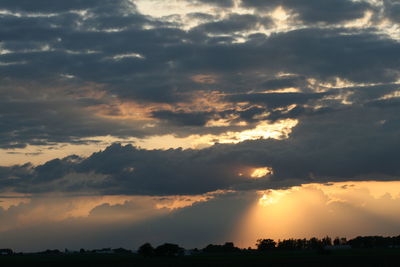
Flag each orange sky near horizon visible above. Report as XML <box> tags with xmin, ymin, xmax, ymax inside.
<box><xmin>233</xmin><ymin>181</ymin><xmax>400</xmax><ymax>248</ymax></box>
<box><xmin>1</xmin><ymin>180</ymin><xmax>400</xmax><ymax>250</ymax></box>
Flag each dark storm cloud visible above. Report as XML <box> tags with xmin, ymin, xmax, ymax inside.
<box><xmin>2</xmin><ymin>97</ymin><xmax>400</xmax><ymax>196</ymax></box>
<box><xmin>241</xmin><ymin>0</ymin><xmax>373</xmax><ymax>24</ymax></box>
<box><xmin>1</xmin><ymin>4</ymin><xmax>398</xmax><ymax>87</ymax></box>
<box><xmin>261</xmin><ymin>76</ymin><xmax>309</xmax><ymax>91</ymax></box>
<box><xmin>222</xmin><ymin>90</ymin><xmax>339</xmax><ymax>122</ymax></box>
<box><xmin>226</xmin><ymin>92</ymin><xmax>327</xmax><ymax>108</ymax></box>
<box><xmin>234</xmin><ymin>106</ymin><xmax>265</xmax><ymax>122</ymax></box>
<box><xmin>0</xmin><ymin>95</ymin><xmax>146</xmax><ymax>149</ymax></box>
<box><xmin>0</xmin><ymin>0</ymin><xmax>400</xmax><ymax>151</ymax></box>
<box><xmin>151</xmin><ymin>110</ymin><xmax>214</xmax><ymax>126</ymax></box>
<box><xmin>0</xmin><ymin>144</ymin><xmax>239</xmax><ymax>195</ymax></box>
<box><xmin>2</xmin><ymin>1</ymin><xmax>397</xmax><ymax>90</ymax></box>
<box><xmin>384</xmin><ymin>0</ymin><xmax>400</xmax><ymax>23</ymax></box>
<box><xmin>180</xmin><ymin>28</ymin><xmax>400</xmax><ymax>83</ymax></box>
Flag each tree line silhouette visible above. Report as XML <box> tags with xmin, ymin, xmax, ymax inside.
<box><xmin>2</xmin><ymin>235</ymin><xmax>400</xmax><ymax>256</ymax></box>
<box><xmin>135</xmin><ymin>235</ymin><xmax>400</xmax><ymax>257</ymax></box>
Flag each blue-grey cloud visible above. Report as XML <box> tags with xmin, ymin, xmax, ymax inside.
<box><xmin>241</xmin><ymin>0</ymin><xmax>373</xmax><ymax>24</ymax></box>
<box><xmin>2</xmin><ymin>98</ymin><xmax>400</xmax><ymax>196</ymax></box>
<box><xmin>191</xmin><ymin>14</ymin><xmax>273</xmax><ymax>34</ymax></box>
<box><xmin>0</xmin><ymin>0</ymin><xmax>399</xmax><ymax>180</ymax></box>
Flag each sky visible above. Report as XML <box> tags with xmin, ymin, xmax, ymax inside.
<box><xmin>1</xmin><ymin>0</ymin><xmax>400</xmax><ymax>252</ymax></box>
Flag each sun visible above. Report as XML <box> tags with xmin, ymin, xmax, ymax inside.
<box><xmin>258</xmin><ymin>194</ymin><xmax>274</xmax><ymax>207</ymax></box>
<box><xmin>258</xmin><ymin>190</ymin><xmax>288</xmax><ymax>207</ymax></box>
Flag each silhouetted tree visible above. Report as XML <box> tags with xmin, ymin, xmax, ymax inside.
<box><xmin>222</xmin><ymin>242</ymin><xmax>240</xmax><ymax>252</ymax></box>
<box><xmin>138</xmin><ymin>243</ymin><xmax>154</xmax><ymax>257</ymax></box>
<box><xmin>295</xmin><ymin>239</ymin><xmax>307</xmax><ymax>250</ymax></box>
<box><xmin>155</xmin><ymin>243</ymin><xmax>184</xmax><ymax>257</ymax></box>
<box><xmin>256</xmin><ymin>239</ymin><xmax>276</xmax><ymax>251</ymax></box>
<box><xmin>348</xmin><ymin>236</ymin><xmax>391</xmax><ymax>248</ymax></box>
<box><xmin>308</xmin><ymin>237</ymin><xmax>323</xmax><ymax>250</ymax></box>
<box><xmin>333</xmin><ymin>237</ymin><xmax>347</xmax><ymax>246</ymax></box>
<box><xmin>277</xmin><ymin>239</ymin><xmax>297</xmax><ymax>250</ymax></box>
<box><xmin>203</xmin><ymin>242</ymin><xmax>240</xmax><ymax>253</ymax></box>
<box><xmin>321</xmin><ymin>236</ymin><xmax>332</xmax><ymax>246</ymax></box>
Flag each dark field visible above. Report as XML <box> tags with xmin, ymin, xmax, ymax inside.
<box><xmin>2</xmin><ymin>249</ymin><xmax>400</xmax><ymax>267</ymax></box>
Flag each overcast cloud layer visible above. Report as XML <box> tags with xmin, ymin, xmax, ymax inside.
<box><xmin>1</xmin><ymin>0</ymin><xmax>400</xmax><ymax>196</ymax></box>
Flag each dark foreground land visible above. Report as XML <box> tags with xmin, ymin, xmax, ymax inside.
<box><xmin>2</xmin><ymin>249</ymin><xmax>400</xmax><ymax>267</ymax></box>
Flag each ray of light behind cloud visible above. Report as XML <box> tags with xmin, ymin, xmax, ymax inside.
<box><xmin>234</xmin><ymin>181</ymin><xmax>400</xmax><ymax>248</ymax></box>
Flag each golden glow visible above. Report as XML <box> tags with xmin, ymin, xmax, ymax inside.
<box><xmin>205</xmin><ymin>118</ymin><xmax>233</xmax><ymax>127</ymax></box>
<box><xmin>214</xmin><ymin>119</ymin><xmax>298</xmax><ymax>144</ymax></box>
<box><xmin>135</xmin><ymin>0</ymin><xmax>212</xmax><ymax>18</ymax></box>
<box><xmin>155</xmin><ymin>190</ymin><xmax>231</xmax><ymax>209</ymax></box>
<box><xmin>258</xmin><ymin>193</ymin><xmax>277</xmax><ymax>206</ymax></box>
<box><xmin>344</xmin><ymin>10</ymin><xmax>373</xmax><ymax>28</ymax></box>
<box><xmin>0</xmin><ymin>194</ymin><xmax>31</xmax><ymax>210</ymax></box>
<box><xmin>271</xmin><ymin>6</ymin><xmax>289</xmax><ymax>22</ymax></box>
<box><xmin>191</xmin><ymin>74</ymin><xmax>218</xmax><ymax>84</ymax></box>
<box><xmin>0</xmin><ymin>86</ymin><xmax>300</xmax><ymax>166</ymax></box>
<box><xmin>93</xmin><ymin>90</ymin><xmax>247</xmax><ymax>121</ymax></box>
<box><xmin>322</xmin><ymin>91</ymin><xmax>354</xmax><ymax>105</ymax></box>
<box><xmin>234</xmin><ymin>181</ymin><xmax>400</xmax><ymax>248</ymax></box>
<box><xmin>258</xmin><ymin>194</ymin><xmax>269</xmax><ymax>206</ymax></box>
<box><xmin>261</xmin><ymin>87</ymin><xmax>301</xmax><ymax>93</ymax></box>
<box><xmin>258</xmin><ymin>190</ymin><xmax>287</xmax><ymax>206</ymax></box>
<box><xmin>307</xmin><ymin>77</ymin><xmax>392</xmax><ymax>92</ymax></box>
<box><xmin>250</xmin><ymin>167</ymin><xmax>273</xmax><ymax>178</ymax></box>
<box><xmin>138</xmin><ymin>118</ymin><xmax>297</xmax><ymax>149</ymax></box>
<box><xmin>88</xmin><ymin>99</ymin><xmax>167</xmax><ymax>120</ymax></box>
<box><xmin>205</xmin><ymin>113</ymin><xmax>241</xmax><ymax>127</ymax></box>
<box><xmin>0</xmin><ymin>118</ymin><xmax>298</xmax><ymax>166</ymax></box>
<box><xmin>379</xmin><ymin>90</ymin><xmax>400</xmax><ymax>100</ymax></box>
<box><xmin>0</xmin><ymin>192</ymin><xmax>226</xmax><ymax>232</ymax></box>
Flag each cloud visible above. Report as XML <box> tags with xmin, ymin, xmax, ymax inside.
<box><xmin>151</xmin><ymin>110</ymin><xmax>214</xmax><ymax>126</ymax></box>
<box><xmin>241</xmin><ymin>0</ymin><xmax>373</xmax><ymax>24</ymax></box>
<box><xmin>190</xmin><ymin>0</ymin><xmax>235</xmax><ymax>8</ymax></box>
<box><xmin>0</xmin><ymin>0</ymin><xmax>138</xmax><ymax>13</ymax></box>
<box><xmin>1</xmin><ymin>0</ymin><xmax>400</xmax><ymax>253</ymax></box>
<box><xmin>1</xmin><ymin>0</ymin><xmax>400</xmax><ymax>149</ymax></box>
<box><xmin>384</xmin><ymin>0</ymin><xmax>400</xmax><ymax>23</ymax></box>
<box><xmin>2</xmin><ymin>98</ymin><xmax>400</xmax><ymax>196</ymax></box>
<box><xmin>2</xmin><ymin>182</ymin><xmax>400</xmax><ymax>251</ymax></box>
<box><xmin>191</xmin><ymin>14</ymin><xmax>273</xmax><ymax>34</ymax></box>
<box><xmin>226</xmin><ymin>92</ymin><xmax>327</xmax><ymax>108</ymax></box>
<box><xmin>0</xmin><ymin>191</ymin><xmax>251</xmax><ymax>251</ymax></box>
<box><xmin>0</xmin><ymin>0</ymin><xmax>399</xmax><ymax>193</ymax></box>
